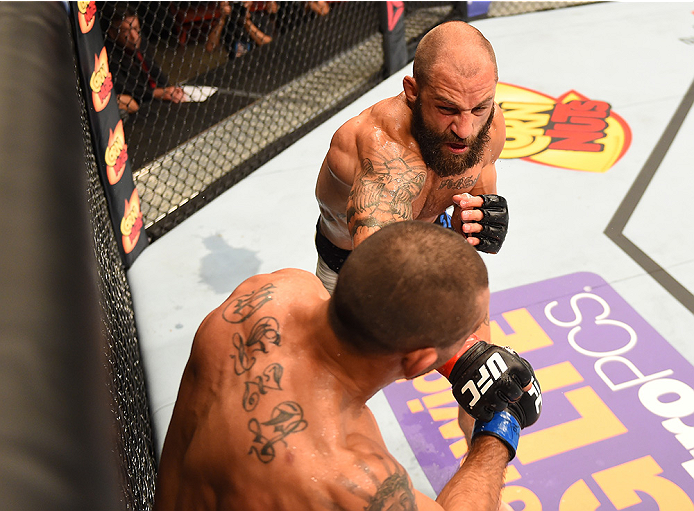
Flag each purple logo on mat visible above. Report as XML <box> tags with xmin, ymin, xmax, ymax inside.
<box><xmin>382</xmin><ymin>272</ymin><xmax>694</xmax><ymax>509</ymax></box>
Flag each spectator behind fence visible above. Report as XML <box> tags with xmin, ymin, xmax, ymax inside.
<box><xmin>275</xmin><ymin>1</ymin><xmax>330</xmax><ymax>36</ymax></box>
<box><xmin>205</xmin><ymin>1</ymin><xmax>278</xmax><ymax>58</ymax></box>
<box><xmin>105</xmin><ymin>6</ymin><xmax>185</xmax><ymax>114</ymax></box>
<box><xmin>305</xmin><ymin>1</ymin><xmax>330</xmax><ymax>17</ymax></box>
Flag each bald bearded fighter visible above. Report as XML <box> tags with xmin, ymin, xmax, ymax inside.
<box><xmin>315</xmin><ymin>20</ymin><xmax>508</xmax><ymax>294</ymax></box>
<box><xmin>314</xmin><ymin>19</ymin><xmax>509</xmax><ymax>467</ymax></box>
<box><xmin>154</xmin><ymin>222</ymin><xmax>541</xmax><ymax>511</ymax></box>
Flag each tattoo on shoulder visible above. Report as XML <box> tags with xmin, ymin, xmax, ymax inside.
<box><xmin>224</xmin><ymin>285</ymin><xmax>307</xmax><ymax>465</ymax></box>
<box><xmin>229</xmin><ymin>316</ymin><xmax>281</xmax><ymax>375</ymax></box>
<box><xmin>223</xmin><ymin>283</ymin><xmax>275</xmax><ymax>323</ymax></box>
<box><xmin>243</xmin><ymin>362</ymin><xmax>283</xmax><ymax>411</ymax></box>
<box><xmin>338</xmin><ymin>453</ymin><xmax>417</xmax><ymax>510</ymax></box>
<box><xmin>346</xmin><ymin>149</ymin><xmax>426</xmax><ymax>238</ymax></box>
<box><xmin>248</xmin><ymin>401</ymin><xmax>308</xmax><ymax>463</ymax></box>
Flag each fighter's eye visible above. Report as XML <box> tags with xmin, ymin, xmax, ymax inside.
<box><xmin>438</xmin><ymin>106</ymin><xmax>456</xmax><ymax>114</ymax></box>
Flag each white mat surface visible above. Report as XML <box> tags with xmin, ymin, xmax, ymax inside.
<box><xmin>128</xmin><ymin>1</ymin><xmax>694</xmax><ymax>499</ymax></box>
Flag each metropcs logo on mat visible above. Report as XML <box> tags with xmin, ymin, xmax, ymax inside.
<box><xmin>498</xmin><ymin>83</ymin><xmax>632</xmax><ymax>172</ymax></box>
<box><xmin>383</xmin><ymin>273</ymin><xmax>694</xmax><ymax>510</ymax></box>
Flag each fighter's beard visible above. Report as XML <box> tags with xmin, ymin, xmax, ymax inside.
<box><xmin>412</xmin><ymin>100</ymin><xmax>494</xmax><ymax>178</ymax></box>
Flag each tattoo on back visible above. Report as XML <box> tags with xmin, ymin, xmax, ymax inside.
<box><xmin>243</xmin><ymin>362</ymin><xmax>283</xmax><ymax>411</ymax></box>
<box><xmin>229</xmin><ymin>316</ymin><xmax>281</xmax><ymax>375</ymax></box>
<box><xmin>339</xmin><ymin>454</ymin><xmax>416</xmax><ymax>511</ymax></box>
<box><xmin>222</xmin><ymin>282</ymin><xmax>308</xmax><ymax>463</ymax></box>
<box><xmin>223</xmin><ymin>283</ymin><xmax>275</xmax><ymax>323</ymax></box>
<box><xmin>248</xmin><ymin>401</ymin><xmax>308</xmax><ymax>463</ymax></box>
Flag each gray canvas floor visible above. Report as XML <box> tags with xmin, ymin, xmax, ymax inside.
<box><xmin>128</xmin><ymin>2</ymin><xmax>694</xmax><ymax>505</ymax></box>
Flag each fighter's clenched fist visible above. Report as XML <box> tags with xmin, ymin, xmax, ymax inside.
<box><xmin>438</xmin><ymin>336</ymin><xmax>543</xmax><ymax>459</ymax></box>
<box><xmin>454</xmin><ymin>193</ymin><xmax>509</xmax><ymax>254</ymax></box>
<box><xmin>438</xmin><ymin>339</ymin><xmax>537</xmax><ymax>422</ymax></box>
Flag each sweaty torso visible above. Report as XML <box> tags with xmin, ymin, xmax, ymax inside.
<box><xmin>154</xmin><ymin>270</ymin><xmax>418</xmax><ymax>511</ymax></box>
<box><xmin>315</xmin><ymin>93</ymin><xmax>503</xmax><ymax>250</ymax></box>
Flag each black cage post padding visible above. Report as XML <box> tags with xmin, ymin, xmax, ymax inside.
<box><xmin>381</xmin><ymin>1</ymin><xmax>408</xmax><ymax>77</ymax></box>
<box><xmin>71</xmin><ymin>0</ymin><xmax>148</xmax><ymax>268</ymax></box>
<box><xmin>0</xmin><ymin>3</ymin><xmax>121</xmax><ymax>511</ymax></box>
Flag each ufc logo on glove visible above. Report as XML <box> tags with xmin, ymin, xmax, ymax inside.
<box><xmin>455</xmin><ymin>351</ymin><xmax>509</xmax><ymax>408</ymax></box>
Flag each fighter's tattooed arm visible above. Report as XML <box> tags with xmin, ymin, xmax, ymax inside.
<box><xmin>346</xmin><ymin>146</ymin><xmax>426</xmax><ymax>247</ymax></box>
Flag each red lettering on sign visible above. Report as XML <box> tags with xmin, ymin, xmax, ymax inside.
<box><xmin>387</xmin><ymin>2</ymin><xmax>404</xmax><ymax>32</ymax></box>
<box><xmin>545</xmin><ymin>100</ymin><xmax>611</xmax><ymax>152</ymax></box>
<box><xmin>546</xmin><ymin>130</ymin><xmax>604</xmax><ymax>152</ymax></box>
<box><xmin>552</xmin><ymin>118</ymin><xmax>608</xmax><ymax>132</ymax></box>
<box><xmin>85</xmin><ymin>2</ymin><xmax>96</xmax><ymax>23</ymax></box>
<box><xmin>98</xmin><ymin>75</ymin><xmax>113</xmax><ymax>102</ymax></box>
<box><xmin>114</xmin><ymin>147</ymin><xmax>128</xmax><ymax>176</ymax></box>
<box><xmin>552</xmin><ymin>101</ymin><xmax>610</xmax><ymax>122</ymax></box>
<box><xmin>129</xmin><ymin>214</ymin><xmax>143</xmax><ymax>243</ymax></box>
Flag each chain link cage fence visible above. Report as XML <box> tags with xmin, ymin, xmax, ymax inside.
<box><xmin>80</xmin><ymin>2</ymin><xmax>592</xmax><ymax>509</ymax></box>
<box><xmin>98</xmin><ymin>1</ymin><xmax>592</xmax><ymax>242</ymax></box>
<box><xmin>75</xmin><ymin>52</ymin><xmax>158</xmax><ymax>511</ymax></box>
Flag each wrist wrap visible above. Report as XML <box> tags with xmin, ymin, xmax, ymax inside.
<box><xmin>437</xmin><ymin>334</ymin><xmax>483</xmax><ymax>379</ymax></box>
<box><xmin>473</xmin><ymin>410</ymin><xmax>520</xmax><ymax>461</ymax></box>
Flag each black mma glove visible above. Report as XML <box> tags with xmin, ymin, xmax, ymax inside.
<box><xmin>471</xmin><ymin>194</ymin><xmax>508</xmax><ymax>254</ymax></box>
<box><xmin>438</xmin><ymin>341</ymin><xmax>533</xmax><ymax>423</ymax></box>
<box><xmin>472</xmin><ymin>363</ymin><xmax>542</xmax><ymax>460</ymax></box>
<box><xmin>507</xmin><ymin>365</ymin><xmax>542</xmax><ymax>429</ymax></box>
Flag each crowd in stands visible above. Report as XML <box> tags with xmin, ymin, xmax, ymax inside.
<box><xmin>102</xmin><ymin>2</ymin><xmax>331</xmax><ymax>115</ymax></box>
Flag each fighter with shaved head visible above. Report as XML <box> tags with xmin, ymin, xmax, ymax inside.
<box><xmin>315</xmin><ymin>21</ymin><xmax>508</xmax><ymax>288</ymax></box>
<box><xmin>314</xmin><ymin>19</ymin><xmax>510</xmax><ymax>451</ymax></box>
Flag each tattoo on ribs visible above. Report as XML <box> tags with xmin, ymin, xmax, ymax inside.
<box><xmin>222</xmin><ymin>283</ymin><xmax>275</xmax><ymax>323</ymax></box>
<box><xmin>248</xmin><ymin>401</ymin><xmax>308</xmax><ymax>463</ymax></box>
<box><xmin>229</xmin><ymin>316</ymin><xmax>281</xmax><ymax>375</ymax></box>
<box><xmin>347</xmin><ymin>154</ymin><xmax>425</xmax><ymax>238</ymax></box>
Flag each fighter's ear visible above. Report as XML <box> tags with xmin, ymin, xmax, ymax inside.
<box><xmin>401</xmin><ymin>346</ymin><xmax>438</xmax><ymax>379</ymax></box>
<box><xmin>403</xmin><ymin>75</ymin><xmax>418</xmax><ymax>104</ymax></box>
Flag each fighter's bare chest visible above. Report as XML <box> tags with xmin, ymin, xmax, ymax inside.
<box><xmin>413</xmin><ymin>171</ymin><xmax>481</xmax><ymax>219</ymax></box>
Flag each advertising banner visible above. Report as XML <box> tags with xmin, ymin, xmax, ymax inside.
<box><xmin>384</xmin><ymin>272</ymin><xmax>694</xmax><ymax>509</ymax></box>
<box><xmin>71</xmin><ymin>1</ymin><xmax>147</xmax><ymax>266</ymax></box>
<box><xmin>498</xmin><ymin>83</ymin><xmax>631</xmax><ymax>173</ymax></box>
